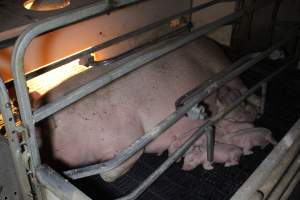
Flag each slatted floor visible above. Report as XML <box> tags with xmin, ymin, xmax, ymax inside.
<box><xmin>70</xmin><ymin>59</ymin><xmax>300</xmax><ymax>200</ymax></box>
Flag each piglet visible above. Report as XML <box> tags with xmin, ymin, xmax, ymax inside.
<box><xmin>182</xmin><ymin>142</ymin><xmax>243</xmax><ymax>171</ymax></box>
<box><xmin>216</xmin><ymin>86</ymin><xmax>259</xmax><ymax>123</ymax></box>
<box><xmin>220</xmin><ymin>127</ymin><xmax>277</xmax><ymax>155</ymax></box>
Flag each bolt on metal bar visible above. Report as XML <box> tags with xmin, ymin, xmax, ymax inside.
<box><xmin>36</xmin><ymin>165</ymin><xmax>91</xmax><ymax>200</ymax></box>
<box><xmin>33</xmin><ymin>10</ymin><xmax>246</xmax><ymax>123</ymax></box>
<box><xmin>116</xmin><ymin>58</ymin><xmax>296</xmax><ymax>200</ymax></box>
<box><xmin>28</xmin><ymin>0</ymin><xmax>231</xmax><ymax>76</ymax></box>
<box><xmin>63</xmin><ymin>36</ymin><xmax>290</xmax><ymax>180</ymax></box>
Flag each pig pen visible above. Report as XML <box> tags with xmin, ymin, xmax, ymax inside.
<box><xmin>0</xmin><ymin>1</ymin><xmax>300</xmax><ymax>200</ymax></box>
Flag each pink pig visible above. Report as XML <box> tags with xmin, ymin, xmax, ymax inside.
<box><xmin>182</xmin><ymin>142</ymin><xmax>243</xmax><ymax>171</ymax></box>
<box><xmin>220</xmin><ymin>127</ymin><xmax>277</xmax><ymax>155</ymax></box>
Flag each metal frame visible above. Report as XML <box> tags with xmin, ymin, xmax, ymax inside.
<box><xmin>10</xmin><ymin>1</ymin><xmax>241</xmax><ymax>198</ymax></box>
<box><xmin>3</xmin><ymin>0</ymin><xmax>297</xmax><ymax>199</ymax></box>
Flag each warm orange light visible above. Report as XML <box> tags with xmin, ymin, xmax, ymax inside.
<box><xmin>23</xmin><ymin>0</ymin><xmax>70</xmax><ymax>11</ymax></box>
<box><xmin>27</xmin><ymin>59</ymin><xmax>89</xmax><ymax>95</ymax></box>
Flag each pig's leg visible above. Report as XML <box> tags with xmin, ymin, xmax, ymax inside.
<box><xmin>266</xmin><ymin>132</ymin><xmax>277</xmax><ymax>145</ymax></box>
<box><xmin>100</xmin><ymin>149</ymin><xmax>144</xmax><ymax>182</ymax></box>
<box><xmin>168</xmin><ymin>137</ymin><xmax>184</xmax><ymax>163</ymax></box>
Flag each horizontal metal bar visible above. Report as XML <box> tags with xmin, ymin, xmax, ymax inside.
<box><xmin>63</xmin><ymin>36</ymin><xmax>290</xmax><ymax>180</ymax></box>
<box><xmin>36</xmin><ymin>165</ymin><xmax>91</xmax><ymax>200</ymax></box>
<box><xmin>33</xmin><ymin>10</ymin><xmax>245</xmax><ymax>123</ymax></box>
<box><xmin>116</xmin><ymin>58</ymin><xmax>297</xmax><ymax>200</ymax></box>
<box><xmin>34</xmin><ymin>0</ymin><xmax>230</xmax><ymax>75</ymax></box>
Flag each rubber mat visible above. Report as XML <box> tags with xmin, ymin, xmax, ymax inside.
<box><xmin>71</xmin><ymin>61</ymin><xmax>300</xmax><ymax>200</ymax></box>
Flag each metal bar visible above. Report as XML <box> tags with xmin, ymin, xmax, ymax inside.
<box><xmin>116</xmin><ymin>123</ymin><xmax>210</xmax><ymax>200</ymax></box>
<box><xmin>36</xmin><ymin>165</ymin><xmax>91</xmax><ymax>200</ymax></box>
<box><xmin>258</xmin><ymin>83</ymin><xmax>267</xmax><ymax>118</ymax></box>
<box><xmin>116</xmin><ymin>58</ymin><xmax>296</xmax><ymax>200</ymax></box>
<box><xmin>257</xmin><ymin>129</ymin><xmax>300</xmax><ymax>200</ymax></box>
<box><xmin>0</xmin><ymin>77</ymin><xmax>32</xmax><ymax>200</ymax></box>
<box><xmin>29</xmin><ymin>0</ymin><xmax>230</xmax><ymax>76</ymax></box>
<box><xmin>63</xmin><ymin>38</ymin><xmax>291</xmax><ymax>180</ymax></box>
<box><xmin>175</xmin><ymin>53</ymin><xmax>257</xmax><ymax>108</ymax></box>
<box><xmin>91</xmin><ymin>25</ymin><xmax>191</xmax><ymax>67</ymax></box>
<box><xmin>12</xmin><ymin>0</ymin><xmax>143</xmax><ymax>171</ymax></box>
<box><xmin>267</xmin><ymin>154</ymin><xmax>300</xmax><ymax>200</ymax></box>
<box><xmin>280</xmin><ymin>169</ymin><xmax>300</xmax><ymax>200</ymax></box>
<box><xmin>4</xmin><ymin>25</ymin><xmax>189</xmax><ymax>90</ymax></box>
<box><xmin>33</xmin><ymin>10</ymin><xmax>246</xmax><ymax>123</ymax></box>
<box><xmin>231</xmin><ymin>92</ymin><xmax>300</xmax><ymax>200</ymax></box>
<box><xmin>206</xmin><ymin>126</ymin><xmax>214</xmax><ymax>162</ymax></box>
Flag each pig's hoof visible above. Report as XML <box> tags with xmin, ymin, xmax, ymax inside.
<box><xmin>203</xmin><ymin>162</ymin><xmax>214</xmax><ymax>170</ymax></box>
<box><xmin>243</xmin><ymin>149</ymin><xmax>253</xmax><ymax>155</ymax></box>
<box><xmin>100</xmin><ymin>172</ymin><xmax>119</xmax><ymax>182</ymax></box>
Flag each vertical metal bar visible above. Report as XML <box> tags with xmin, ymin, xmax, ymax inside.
<box><xmin>258</xmin><ymin>83</ymin><xmax>267</xmax><ymax>118</ymax></box>
<box><xmin>0</xmin><ymin>77</ymin><xmax>32</xmax><ymax>200</ymax></box>
<box><xmin>206</xmin><ymin>126</ymin><xmax>214</xmax><ymax>162</ymax></box>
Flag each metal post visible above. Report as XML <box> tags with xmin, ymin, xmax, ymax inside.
<box><xmin>206</xmin><ymin>126</ymin><xmax>214</xmax><ymax>162</ymax></box>
<box><xmin>258</xmin><ymin>83</ymin><xmax>267</xmax><ymax>118</ymax></box>
<box><xmin>0</xmin><ymin>77</ymin><xmax>32</xmax><ymax>200</ymax></box>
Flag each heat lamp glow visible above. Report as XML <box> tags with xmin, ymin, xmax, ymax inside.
<box><xmin>27</xmin><ymin>59</ymin><xmax>89</xmax><ymax>95</ymax></box>
<box><xmin>23</xmin><ymin>0</ymin><xmax>70</xmax><ymax>11</ymax></box>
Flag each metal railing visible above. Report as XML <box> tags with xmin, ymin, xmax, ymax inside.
<box><xmin>8</xmin><ymin>0</ymin><xmax>295</xmax><ymax>199</ymax></box>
